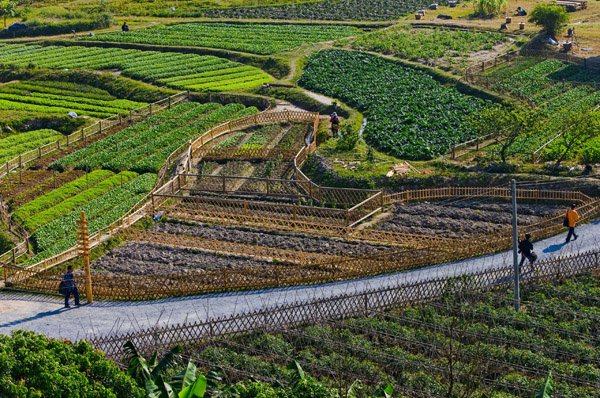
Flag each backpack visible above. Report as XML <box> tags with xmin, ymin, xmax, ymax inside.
<box><xmin>58</xmin><ymin>280</ymin><xmax>68</xmax><ymax>296</ymax></box>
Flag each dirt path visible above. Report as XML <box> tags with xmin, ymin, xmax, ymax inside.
<box><xmin>302</xmin><ymin>89</ymin><xmax>333</xmax><ymax>105</ymax></box>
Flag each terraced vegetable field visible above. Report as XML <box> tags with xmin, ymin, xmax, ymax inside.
<box><xmin>0</xmin><ymin>80</ymin><xmax>146</xmax><ymax>119</ymax></box>
<box><xmin>84</xmin><ymin>23</ymin><xmax>360</xmax><ymax>55</ymax></box>
<box><xmin>343</xmin><ymin>26</ymin><xmax>507</xmax><ymax>71</ymax></box>
<box><xmin>299</xmin><ymin>50</ymin><xmax>487</xmax><ymax>160</ymax></box>
<box><xmin>24</xmin><ymin>173</ymin><xmax>158</xmax><ymax>266</ymax></box>
<box><xmin>479</xmin><ymin>58</ymin><xmax>600</xmax><ymax>161</ymax></box>
<box><xmin>51</xmin><ymin>101</ymin><xmax>258</xmax><ymax>173</ymax></box>
<box><xmin>0</xmin><ymin>44</ymin><xmax>271</xmax><ymax>91</ymax></box>
<box><xmin>203</xmin><ymin>0</ymin><xmax>444</xmax><ymax>20</ymax></box>
<box><xmin>191</xmin><ymin>273</ymin><xmax>600</xmax><ymax>397</ymax></box>
<box><xmin>0</xmin><ymin>129</ymin><xmax>64</xmax><ymax>166</ymax></box>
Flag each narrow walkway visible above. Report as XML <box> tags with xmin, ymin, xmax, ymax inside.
<box><xmin>1</xmin><ymin>219</ymin><xmax>598</xmax><ymax>341</ymax></box>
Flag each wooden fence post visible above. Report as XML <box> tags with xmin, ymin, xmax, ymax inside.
<box><xmin>222</xmin><ymin>175</ymin><xmax>226</xmax><ymax>193</ymax></box>
<box><xmin>67</xmin><ymin>134</ymin><xmax>70</xmax><ymax>146</ymax></box>
<box><xmin>168</xmin><ymin>96</ymin><xmax>172</xmax><ymax>109</ymax></box>
<box><xmin>77</xmin><ymin>211</ymin><xmax>93</xmax><ymax>304</ymax></box>
<box><xmin>129</xmin><ymin>110</ymin><xmax>133</xmax><ymax>123</ymax></box>
<box><xmin>38</xmin><ymin>147</ymin><xmax>42</xmax><ymax>159</ymax></box>
<box><xmin>57</xmin><ymin>139</ymin><xmax>60</xmax><ymax>151</ymax></box>
<box><xmin>99</xmin><ymin>120</ymin><xmax>102</xmax><ymax>135</ymax></box>
<box><xmin>149</xmin><ymin>104</ymin><xmax>152</xmax><ymax>116</ymax></box>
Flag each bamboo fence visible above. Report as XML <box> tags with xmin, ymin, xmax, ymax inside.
<box><xmin>1</xmin><ymin>109</ymin><xmax>318</xmax><ymax>277</ymax></box>
<box><xmin>85</xmin><ymin>247</ymin><xmax>600</xmax><ymax>361</ymax></box>
<box><xmin>0</xmin><ymin>91</ymin><xmax>188</xmax><ymax>182</ymax></box>
<box><xmin>6</xmin><ymin>190</ymin><xmax>598</xmax><ymax>300</ymax></box>
<box><xmin>4</xmin><ymin>105</ymin><xmax>599</xmax><ymax>298</ymax></box>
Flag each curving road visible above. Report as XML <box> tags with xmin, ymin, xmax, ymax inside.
<box><xmin>1</xmin><ymin>218</ymin><xmax>599</xmax><ymax>341</ymax></box>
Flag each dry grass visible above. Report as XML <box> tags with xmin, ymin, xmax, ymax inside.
<box><xmin>399</xmin><ymin>0</ymin><xmax>600</xmax><ymax>58</ymax></box>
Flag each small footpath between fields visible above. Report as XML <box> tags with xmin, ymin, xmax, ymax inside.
<box><xmin>1</xmin><ymin>217</ymin><xmax>599</xmax><ymax>341</ymax></box>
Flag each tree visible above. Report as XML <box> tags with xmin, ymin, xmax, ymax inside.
<box><xmin>529</xmin><ymin>4</ymin><xmax>570</xmax><ymax>38</ymax></box>
<box><xmin>467</xmin><ymin>105</ymin><xmax>538</xmax><ymax>163</ymax></box>
<box><xmin>551</xmin><ymin>111</ymin><xmax>600</xmax><ymax>166</ymax></box>
<box><xmin>473</xmin><ymin>0</ymin><xmax>507</xmax><ymax>17</ymax></box>
<box><xmin>0</xmin><ymin>0</ymin><xmax>17</xmax><ymax>28</ymax></box>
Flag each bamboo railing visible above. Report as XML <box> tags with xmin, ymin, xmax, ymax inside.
<box><xmin>85</xmin><ymin>247</ymin><xmax>600</xmax><ymax>361</ymax></box>
<box><xmin>383</xmin><ymin>186</ymin><xmax>591</xmax><ymax>205</ymax></box>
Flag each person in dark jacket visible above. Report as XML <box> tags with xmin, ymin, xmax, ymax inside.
<box><xmin>329</xmin><ymin>112</ymin><xmax>340</xmax><ymax>138</ymax></box>
<box><xmin>63</xmin><ymin>266</ymin><xmax>80</xmax><ymax>308</ymax></box>
<box><xmin>518</xmin><ymin>233</ymin><xmax>536</xmax><ymax>271</ymax></box>
<box><xmin>122</xmin><ymin>22</ymin><xmax>129</xmax><ymax>32</ymax></box>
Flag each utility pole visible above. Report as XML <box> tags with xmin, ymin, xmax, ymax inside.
<box><xmin>76</xmin><ymin>211</ymin><xmax>93</xmax><ymax>304</ymax></box>
<box><xmin>511</xmin><ymin>179</ymin><xmax>519</xmax><ymax>311</ymax></box>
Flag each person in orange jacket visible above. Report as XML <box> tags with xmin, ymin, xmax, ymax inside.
<box><xmin>565</xmin><ymin>203</ymin><xmax>580</xmax><ymax>243</ymax></box>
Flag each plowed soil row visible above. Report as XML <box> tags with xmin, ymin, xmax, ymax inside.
<box><xmin>375</xmin><ymin>201</ymin><xmax>564</xmax><ymax>238</ymax></box>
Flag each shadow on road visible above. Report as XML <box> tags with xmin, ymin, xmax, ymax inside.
<box><xmin>0</xmin><ymin>308</ymin><xmax>68</xmax><ymax>329</ymax></box>
<box><xmin>543</xmin><ymin>242</ymin><xmax>567</xmax><ymax>253</ymax></box>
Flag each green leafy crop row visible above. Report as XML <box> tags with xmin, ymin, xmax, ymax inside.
<box><xmin>299</xmin><ymin>50</ymin><xmax>486</xmax><ymax>160</ymax></box>
<box><xmin>0</xmin><ymin>44</ymin><xmax>271</xmax><ymax>91</ymax></box>
<box><xmin>20</xmin><ymin>171</ymin><xmax>137</xmax><ymax>232</ymax></box>
<box><xmin>0</xmin><ymin>129</ymin><xmax>64</xmax><ymax>166</ymax></box>
<box><xmin>12</xmin><ymin>169</ymin><xmax>114</xmax><ymax>223</ymax></box>
<box><xmin>85</xmin><ymin>22</ymin><xmax>360</xmax><ymax>55</ymax></box>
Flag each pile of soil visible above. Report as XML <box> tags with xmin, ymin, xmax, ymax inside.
<box><xmin>376</xmin><ymin>201</ymin><xmax>564</xmax><ymax>238</ymax></box>
<box><xmin>152</xmin><ymin>222</ymin><xmax>394</xmax><ymax>256</ymax></box>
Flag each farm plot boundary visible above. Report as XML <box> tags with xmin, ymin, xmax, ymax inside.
<box><xmin>5</xmin><ymin>185</ymin><xmax>597</xmax><ymax>301</ymax></box>
<box><xmin>3</xmin><ymin>110</ymin><xmax>599</xmax><ymax>297</ymax></box>
<box><xmin>84</xmin><ymin>247</ymin><xmax>600</xmax><ymax>362</ymax></box>
<box><xmin>0</xmin><ymin>91</ymin><xmax>188</xmax><ymax>183</ymax></box>
<box><xmin>0</xmin><ymin>110</ymin><xmax>316</xmax><ymax>275</ymax></box>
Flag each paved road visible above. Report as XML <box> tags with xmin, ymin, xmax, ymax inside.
<box><xmin>2</xmin><ymin>219</ymin><xmax>599</xmax><ymax>341</ymax></box>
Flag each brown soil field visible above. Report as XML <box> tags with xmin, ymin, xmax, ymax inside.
<box><xmin>374</xmin><ymin>200</ymin><xmax>564</xmax><ymax>238</ymax></box>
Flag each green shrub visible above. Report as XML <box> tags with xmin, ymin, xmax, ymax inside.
<box><xmin>529</xmin><ymin>4</ymin><xmax>569</xmax><ymax>38</ymax></box>
<box><xmin>0</xmin><ymin>330</ymin><xmax>144</xmax><ymax>398</ymax></box>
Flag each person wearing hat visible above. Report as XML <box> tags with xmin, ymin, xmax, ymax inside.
<box><xmin>564</xmin><ymin>203</ymin><xmax>580</xmax><ymax>243</ymax></box>
<box><xmin>329</xmin><ymin>112</ymin><xmax>340</xmax><ymax>138</ymax></box>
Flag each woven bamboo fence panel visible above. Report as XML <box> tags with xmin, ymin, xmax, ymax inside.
<box><xmin>383</xmin><ymin>186</ymin><xmax>590</xmax><ymax>205</ymax></box>
<box><xmin>193</xmin><ymin>147</ymin><xmax>298</xmax><ymax>161</ymax></box>
<box><xmin>124</xmin><ymin>229</ymin><xmax>349</xmax><ymax>265</ymax></box>
<box><xmin>85</xmin><ymin>249</ymin><xmax>600</xmax><ymax>361</ymax></box>
<box><xmin>183</xmin><ymin>175</ymin><xmax>304</xmax><ymax>198</ymax></box>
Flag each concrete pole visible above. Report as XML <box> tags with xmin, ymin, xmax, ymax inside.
<box><xmin>511</xmin><ymin>179</ymin><xmax>520</xmax><ymax>312</ymax></box>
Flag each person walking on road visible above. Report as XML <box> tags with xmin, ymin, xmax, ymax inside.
<box><xmin>518</xmin><ymin>233</ymin><xmax>536</xmax><ymax>272</ymax></box>
<box><xmin>62</xmin><ymin>266</ymin><xmax>80</xmax><ymax>308</ymax></box>
<box><xmin>565</xmin><ymin>203</ymin><xmax>580</xmax><ymax>243</ymax></box>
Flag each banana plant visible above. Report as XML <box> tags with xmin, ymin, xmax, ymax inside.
<box><xmin>535</xmin><ymin>371</ymin><xmax>553</xmax><ymax>398</ymax></box>
<box><xmin>124</xmin><ymin>341</ymin><xmax>211</xmax><ymax>398</ymax></box>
